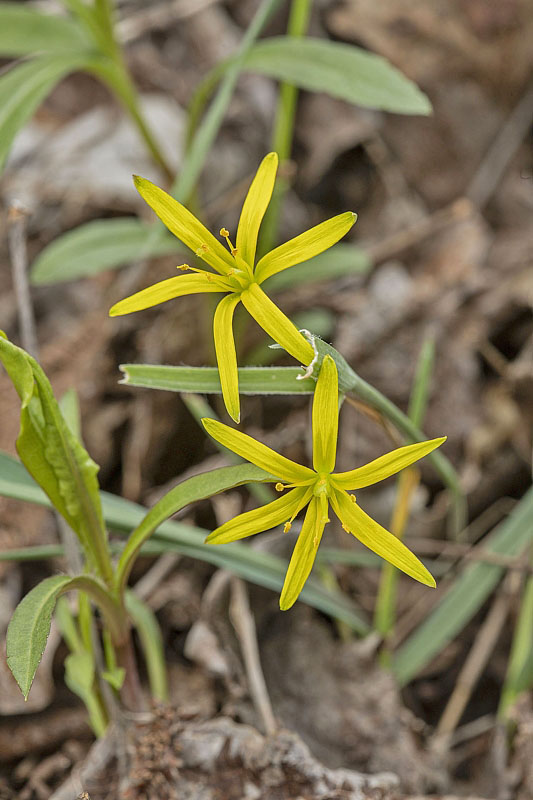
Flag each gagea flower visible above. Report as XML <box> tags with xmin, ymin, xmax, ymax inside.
<box><xmin>202</xmin><ymin>355</ymin><xmax>445</xmax><ymax>610</ymax></box>
<box><xmin>109</xmin><ymin>153</ymin><xmax>356</xmax><ymax>423</ymax></box>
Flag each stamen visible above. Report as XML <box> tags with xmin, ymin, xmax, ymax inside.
<box><xmin>275</xmin><ymin>482</ymin><xmax>285</xmax><ymax>492</ymax></box>
<box><xmin>349</xmin><ymin>494</ymin><xmax>357</xmax><ymax>504</ymax></box>
<box><xmin>220</xmin><ymin>227</ymin><xmax>237</xmax><ymax>257</ymax></box>
<box><xmin>195</xmin><ymin>244</ymin><xmax>209</xmax><ymax>257</ymax></box>
<box><xmin>283</xmin><ymin>521</ymin><xmax>292</xmax><ymax>533</ymax></box>
<box><xmin>177</xmin><ymin>264</ymin><xmax>190</xmax><ymax>271</ymax></box>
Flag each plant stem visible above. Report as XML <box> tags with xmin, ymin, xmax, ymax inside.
<box><xmin>258</xmin><ymin>0</ymin><xmax>312</xmax><ymax>257</ymax></box>
<box><xmin>86</xmin><ymin>0</ymin><xmax>174</xmax><ymax>180</ymax></box>
<box><xmin>116</xmin><ymin>630</ymin><xmax>146</xmax><ymax>711</ymax></box>
<box><xmin>174</xmin><ymin>0</ymin><xmax>284</xmax><ymax>204</ymax></box>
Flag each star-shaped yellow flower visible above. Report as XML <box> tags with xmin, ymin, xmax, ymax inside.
<box><xmin>202</xmin><ymin>355</ymin><xmax>445</xmax><ymax>610</ymax></box>
<box><xmin>109</xmin><ymin>153</ymin><xmax>356</xmax><ymax>422</ymax></box>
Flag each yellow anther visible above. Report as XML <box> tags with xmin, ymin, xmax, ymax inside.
<box><xmin>220</xmin><ymin>227</ymin><xmax>237</xmax><ymax>256</ymax></box>
<box><xmin>275</xmin><ymin>482</ymin><xmax>285</xmax><ymax>492</ymax></box>
<box><xmin>283</xmin><ymin>521</ymin><xmax>292</xmax><ymax>534</ymax></box>
<box><xmin>349</xmin><ymin>494</ymin><xmax>357</xmax><ymax>503</ymax></box>
<box><xmin>177</xmin><ymin>263</ymin><xmax>190</xmax><ymax>271</ymax></box>
<box><xmin>206</xmin><ymin>273</ymin><xmax>214</xmax><ymax>282</ymax></box>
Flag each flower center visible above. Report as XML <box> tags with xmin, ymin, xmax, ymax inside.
<box><xmin>218</xmin><ymin>227</ymin><xmax>254</xmax><ymax>290</ymax></box>
<box><xmin>313</xmin><ymin>474</ymin><xmax>330</xmax><ymax>498</ymax></box>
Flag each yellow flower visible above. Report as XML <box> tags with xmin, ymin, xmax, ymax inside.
<box><xmin>202</xmin><ymin>355</ymin><xmax>445</xmax><ymax>610</ymax></box>
<box><xmin>109</xmin><ymin>153</ymin><xmax>356</xmax><ymax>422</ymax></box>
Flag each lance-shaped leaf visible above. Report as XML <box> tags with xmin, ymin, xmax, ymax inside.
<box><xmin>7</xmin><ymin>574</ymin><xmax>120</xmax><ymax>699</ymax></box>
<box><xmin>0</xmin><ymin>334</ymin><xmax>113</xmax><ymax>583</ymax></box>
<box><xmin>0</xmin><ymin>3</ymin><xmax>91</xmax><ymax>56</ymax></box>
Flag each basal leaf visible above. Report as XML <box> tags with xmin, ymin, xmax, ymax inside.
<box><xmin>243</xmin><ymin>38</ymin><xmax>431</xmax><ymax>115</ymax></box>
<box><xmin>31</xmin><ymin>219</ymin><xmax>184</xmax><ymax>285</ymax></box>
<box><xmin>0</xmin><ymin>334</ymin><xmax>112</xmax><ymax>582</ymax></box>
<box><xmin>393</xmin><ymin>487</ymin><xmax>533</xmax><ymax>685</ymax></box>
<box><xmin>125</xmin><ymin>591</ymin><xmax>168</xmax><ymax>702</ymax></box>
<box><xmin>7</xmin><ymin>576</ymin><xmax>72</xmax><ymax>699</ymax></box>
<box><xmin>0</xmin><ymin>3</ymin><xmax>90</xmax><ymax>56</ymax></box>
<box><xmin>0</xmin><ymin>54</ymin><xmax>95</xmax><ymax>173</ymax></box>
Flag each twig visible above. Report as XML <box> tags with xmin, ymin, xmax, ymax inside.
<box><xmin>467</xmin><ymin>78</ymin><xmax>533</xmax><ymax>209</ymax></box>
<box><xmin>7</xmin><ymin>202</ymin><xmax>38</xmax><ymax>357</ymax></box>
<box><xmin>48</xmin><ymin>728</ymin><xmax>118</xmax><ymax>800</ymax></box>
<box><xmin>229</xmin><ymin>577</ymin><xmax>277</xmax><ymax>736</ymax></box>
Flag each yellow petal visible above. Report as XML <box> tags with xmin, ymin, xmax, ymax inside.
<box><xmin>240</xmin><ymin>282</ymin><xmax>315</xmax><ymax>365</ymax></box>
<box><xmin>332</xmin><ymin>437</ymin><xmax>447</xmax><ymax>490</ymax></box>
<box><xmin>330</xmin><ymin>489</ymin><xmax>435</xmax><ymax>587</ymax></box>
<box><xmin>202</xmin><ymin>417</ymin><xmax>314</xmax><ymax>484</ymax></box>
<box><xmin>237</xmin><ymin>152</ymin><xmax>278</xmax><ymax>268</ymax></box>
<box><xmin>312</xmin><ymin>355</ymin><xmax>339</xmax><ymax>473</ymax></box>
<box><xmin>109</xmin><ymin>274</ymin><xmax>230</xmax><ymax>316</ymax></box>
<box><xmin>213</xmin><ymin>294</ymin><xmax>241</xmax><ymax>423</ymax></box>
<box><xmin>280</xmin><ymin>497</ymin><xmax>325</xmax><ymax>610</ymax></box>
<box><xmin>205</xmin><ymin>487</ymin><xmax>308</xmax><ymax>544</ymax></box>
<box><xmin>254</xmin><ymin>211</ymin><xmax>356</xmax><ymax>284</ymax></box>
<box><xmin>134</xmin><ymin>175</ymin><xmax>236</xmax><ymax>275</ymax></box>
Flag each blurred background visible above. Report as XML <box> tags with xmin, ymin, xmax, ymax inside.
<box><xmin>0</xmin><ymin>1</ymin><xmax>532</xmax><ymax>798</ymax></box>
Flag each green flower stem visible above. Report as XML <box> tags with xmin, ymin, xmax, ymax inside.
<box><xmin>85</xmin><ymin>0</ymin><xmax>174</xmax><ymax>181</ymax></box>
<box><xmin>313</xmin><ymin>338</ymin><xmax>466</xmax><ymax>535</ymax></box>
<box><xmin>174</xmin><ymin>0</ymin><xmax>283</xmax><ymax>204</ymax></box>
<box><xmin>258</xmin><ymin>0</ymin><xmax>312</xmax><ymax>257</ymax></box>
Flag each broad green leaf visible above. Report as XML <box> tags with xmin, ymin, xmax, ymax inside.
<box><xmin>119</xmin><ymin>364</ymin><xmax>316</xmax><ymax>394</ymax></box>
<box><xmin>0</xmin><ymin>4</ymin><xmax>90</xmax><ymax>55</ymax></box>
<box><xmin>0</xmin><ymin>53</ymin><xmax>96</xmax><ymax>173</ymax></box>
<box><xmin>6</xmin><ymin>573</ymin><xmax>114</xmax><ymax>699</ymax></box>
<box><xmin>31</xmin><ymin>218</ymin><xmax>184</xmax><ymax>285</ymax></box>
<box><xmin>0</xmin><ymin>452</ymin><xmax>369</xmax><ymax>634</ymax></box>
<box><xmin>0</xmin><ymin>334</ymin><xmax>112</xmax><ymax>583</ymax></box>
<box><xmin>263</xmin><ymin>243</ymin><xmax>371</xmax><ymax>292</ymax></box>
<box><xmin>243</xmin><ymin>38</ymin><xmax>431</xmax><ymax>115</ymax></box>
<box><xmin>115</xmin><ymin>464</ymin><xmax>275</xmax><ymax>593</ymax></box>
<box><xmin>125</xmin><ymin>591</ymin><xmax>168</xmax><ymax>702</ymax></box>
<box><xmin>393</xmin><ymin>487</ymin><xmax>533</xmax><ymax>685</ymax></box>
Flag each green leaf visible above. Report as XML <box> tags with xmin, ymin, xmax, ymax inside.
<box><xmin>119</xmin><ymin>364</ymin><xmax>316</xmax><ymax>395</ymax></box>
<box><xmin>263</xmin><ymin>244</ymin><xmax>371</xmax><ymax>292</ymax></box>
<box><xmin>393</xmin><ymin>487</ymin><xmax>533</xmax><ymax>685</ymax></box>
<box><xmin>125</xmin><ymin>591</ymin><xmax>168</xmax><ymax>702</ymax></box>
<box><xmin>31</xmin><ymin>219</ymin><xmax>184</xmax><ymax>285</ymax></box>
<box><xmin>116</xmin><ymin>464</ymin><xmax>275</xmax><ymax>593</ymax></box>
<box><xmin>0</xmin><ymin>452</ymin><xmax>369</xmax><ymax>634</ymax></box>
<box><xmin>0</xmin><ymin>334</ymin><xmax>113</xmax><ymax>583</ymax></box>
<box><xmin>7</xmin><ymin>576</ymin><xmax>72</xmax><ymax>699</ymax></box>
<box><xmin>6</xmin><ymin>573</ymin><xmax>115</xmax><ymax>699</ymax></box>
<box><xmin>242</xmin><ymin>37</ymin><xmax>431</xmax><ymax>115</ymax></box>
<box><xmin>0</xmin><ymin>53</ymin><xmax>95</xmax><ymax>173</ymax></box>
<box><xmin>0</xmin><ymin>3</ymin><xmax>91</xmax><ymax>55</ymax></box>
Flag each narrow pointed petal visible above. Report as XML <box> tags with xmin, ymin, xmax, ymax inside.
<box><xmin>254</xmin><ymin>211</ymin><xmax>356</xmax><ymax>284</ymax></box>
<box><xmin>133</xmin><ymin>175</ymin><xmax>236</xmax><ymax>274</ymax></box>
<box><xmin>333</xmin><ymin>437</ymin><xmax>447</xmax><ymax>490</ymax></box>
<box><xmin>213</xmin><ymin>294</ymin><xmax>242</xmax><ymax>423</ymax></box>
<box><xmin>237</xmin><ymin>152</ymin><xmax>278</xmax><ymax>268</ymax></box>
<box><xmin>202</xmin><ymin>417</ymin><xmax>314</xmax><ymax>484</ymax></box>
<box><xmin>330</xmin><ymin>489</ymin><xmax>435</xmax><ymax>587</ymax></box>
<box><xmin>241</xmin><ymin>282</ymin><xmax>315</xmax><ymax>365</ymax></box>
<box><xmin>312</xmin><ymin>355</ymin><xmax>339</xmax><ymax>473</ymax></box>
<box><xmin>280</xmin><ymin>497</ymin><xmax>326</xmax><ymax>610</ymax></box>
<box><xmin>109</xmin><ymin>274</ymin><xmax>230</xmax><ymax>316</ymax></box>
<box><xmin>206</xmin><ymin>487</ymin><xmax>307</xmax><ymax>544</ymax></box>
